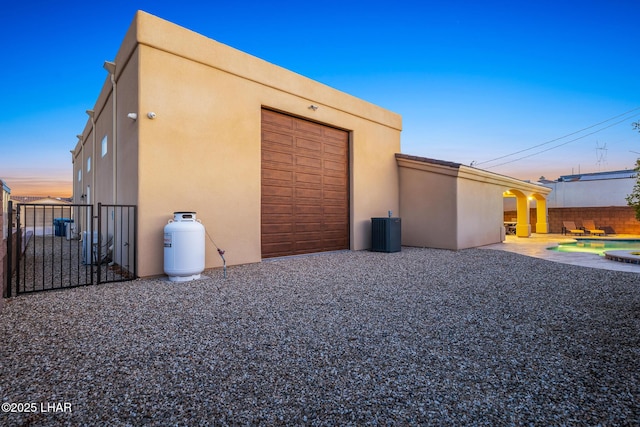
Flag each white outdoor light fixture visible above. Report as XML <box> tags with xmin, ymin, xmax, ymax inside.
<box><xmin>127</xmin><ymin>113</ymin><xmax>138</xmax><ymax>120</ymax></box>
<box><xmin>147</xmin><ymin>112</ymin><xmax>156</xmax><ymax>119</ymax></box>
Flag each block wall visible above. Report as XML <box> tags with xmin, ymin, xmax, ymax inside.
<box><xmin>505</xmin><ymin>206</ymin><xmax>640</xmax><ymax>234</ymax></box>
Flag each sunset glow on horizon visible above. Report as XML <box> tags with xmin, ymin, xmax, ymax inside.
<box><xmin>1</xmin><ymin>170</ymin><xmax>72</xmax><ymax>198</ymax></box>
<box><xmin>3</xmin><ymin>178</ymin><xmax>72</xmax><ymax>198</ymax></box>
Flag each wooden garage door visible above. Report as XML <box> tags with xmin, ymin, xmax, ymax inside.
<box><xmin>261</xmin><ymin>109</ymin><xmax>349</xmax><ymax>258</ymax></box>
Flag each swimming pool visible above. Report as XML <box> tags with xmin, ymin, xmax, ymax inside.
<box><xmin>549</xmin><ymin>239</ymin><xmax>640</xmax><ymax>256</ymax></box>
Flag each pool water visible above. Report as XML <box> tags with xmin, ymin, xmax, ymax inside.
<box><xmin>549</xmin><ymin>239</ymin><xmax>640</xmax><ymax>256</ymax></box>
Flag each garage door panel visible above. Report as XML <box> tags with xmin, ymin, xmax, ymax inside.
<box><xmin>324</xmin><ymin>205</ymin><xmax>347</xmax><ymax>215</ymax></box>
<box><xmin>263</xmin><ymin>151</ymin><xmax>293</xmax><ymax>166</ymax></box>
<box><xmin>324</xmin><ymin>160</ymin><xmax>347</xmax><ymax>172</ymax></box>
<box><xmin>323</xmin><ymin>192</ymin><xmax>347</xmax><ymax>200</ymax></box>
<box><xmin>263</xmin><ymin>215</ymin><xmax>294</xmax><ymax>225</ymax></box>
<box><xmin>324</xmin><ymin>175</ymin><xmax>346</xmax><ymax>187</ymax></box>
<box><xmin>262</xmin><ymin>109</ymin><xmax>294</xmax><ymax>129</ymax></box>
<box><xmin>296</xmin><ymin>137</ymin><xmax>322</xmax><ymax>153</ymax></box>
<box><xmin>296</xmin><ymin>155</ymin><xmax>322</xmax><ymax>169</ymax></box>
<box><xmin>323</xmin><ymin>142</ymin><xmax>347</xmax><ymax>156</ymax></box>
<box><xmin>295</xmin><ymin>222</ymin><xmax>322</xmax><ymax>232</ymax></box>
<box><xmin>263</xmin><ymin>187</ymin><xmax>293</xmax><ymax>204</ymax></box>
<box><xmin>262</xmin><ymin>234</ymin><xmax>294</xmax><ymax>245</ymax></box>
<box><xmin>296</xmin><ymin>231</ymin><xmax>323</xmax><ymax>241</ymax></box>
<box><xmin>295</xmin><ymin>216</ymin><xmax>322</xmax><ymax>224</ymax></box>
<box><xmin>324</xmin><ymin>233</ymin><xmax>345</xmax><ymax>244</ymax></box>
<box><xmin>323</xmin><ymin>218</ymin><xmax>347</xmax><ymax>228</ymax></box>
<box><xmin>263</xmin><ymin>197</ymin><xmax>293</xmax><ymax>206</ymax></box>
<box><xmin>295</xmin><ymin>239</ymin><xmax>325</xmax><ymax>251</ymax></box>
<box><xmin>295</xmin><ymin>187</ymin><xmax>323</xmax><ymax>200</ymax></box>
<box><xmin>295</xmin><ymin>204</ymin><xmax>323</xmax><ymax>216</ymax></box>
<box><xmin>295</xmin><ymin>173</ymin><xmax>322</xmax><ymax>186</ymax></box>
<box><xmin>324</xmin><ymin>169</ymin><xmax>347</xmax><ymax>179</ymax></box>
<box><xmin>324</xmin><ymin>221</ymin><xmax>349</xmax><ymax>235</ymax></box>
<box><xmin>263</xmin><ymin>168</ymin><xmax>293</xmax><ymax>183</ymax></box>
<box><xmin>262</xmin><ymin>130</ymin><xmax>294</xmax><ymax>148</ymax></box>
<box><xmin>323</xmin><ymin>126</ymin><xmax>348</xmax><ymax>141</ymax></box>
<box><xmin>262</xmin><ymin>222</ymin><xmax>294</xmax><ymax>233</ymax></box>
<box><xmin>262</xmin><ymin>203</ymin><xmax>293</xmax><ymax>214</ymax></box>
<box><xmin>262</xmin><ymin>242</ymin><xmax>295</xmax><ymax>256</ymax></box>
<box><xmin>295</xmin><ymin>120</ymin><xmax>323</xmax><ymax>136</ymax></box>
<box><xmin>324</xmin><ymin>189</ymin><xmax>347</xmax><ymax>200</ymax></box>
<box><xmin>263</xmin><ymin>185</ymin><xmax>293</xmax><ymax>197</ymax></box>
<box><xmin>324</xmin><ymin>237</ymin><xmax>348</xmax><ymax>248</ymax></box>
<box><xmin>262</xmin><ymin>109</ymin><xmax>349</xmax><ymax>258</ymax></box>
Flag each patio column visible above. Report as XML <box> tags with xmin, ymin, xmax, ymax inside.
<box><xmin>535</xmin><ymin>195</ymin><xmax>549</xmax><ymax>234</ymax></box>
<box><xmin>516</xmin><ymin>193</ymin><xmax>531</xmax><ymax>237</ymax></box>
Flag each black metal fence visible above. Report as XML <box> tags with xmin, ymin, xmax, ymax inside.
<box><xmin>6</xmin><ymin>202</ymin><xmax>137</xmax><ymax>296</ymax></box>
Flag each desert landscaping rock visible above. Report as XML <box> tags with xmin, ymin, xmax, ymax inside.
<box><xmin>1</xmin><ymin>247</ymin><xmax>639</xmax><ymax>425</ymax></box>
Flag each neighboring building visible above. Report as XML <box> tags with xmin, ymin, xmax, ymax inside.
<box><xmin>543</xmin><ymin>169</ymin><xmax>636</xmax><ymax>208</ymax></box>
<box><xmin>16</xmin><ymin>197</ymin><xmax>72</xmax><ymax>236</ymax></box>
<box><xmin>71</xmin><ymin>11</ymin><xmax>550</xmax><ymax>278</ymax></box>
<box><xmin>10</xmin><ymin>196</ymin><xmax>73</xmax><ymax>204</ymax></box>
<box><xmin>540</xmin><ymin>169</ymin><xmax>639</xmax><ymax>234</ymax></box>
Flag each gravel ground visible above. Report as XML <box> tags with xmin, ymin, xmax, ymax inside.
<box><xmin>1</xmin><ymin>247</ymin><xmax>639</xmax><ymax>426</ymax></box>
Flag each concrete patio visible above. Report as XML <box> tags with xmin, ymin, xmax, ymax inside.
<box><xmin>481</xmin><ymin>233</ymin><xmax>640</xmax><ymax>274</ymax></box>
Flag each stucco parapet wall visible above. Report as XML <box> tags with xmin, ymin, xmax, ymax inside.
<box><xmin>395</xmin><ymin>154</ymin><xmax>551</xmax><ymax>195</ymax></box>
<box><xmin>131</xmin><ymin>10</ymin><xmax>401</xmax><ymax>130</ymax></box>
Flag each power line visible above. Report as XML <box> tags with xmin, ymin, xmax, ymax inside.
<box><xmin>476</xmin><ymin>106</ymin><xmax>640</xmax><ymax>166</ymax></box>
<box><xmin>484</xmin><ymin>115</ymin><xmax>637</xmax><ymax>169</ymax></box>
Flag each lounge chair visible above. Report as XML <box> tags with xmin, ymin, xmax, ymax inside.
<box><xmin>562</xmin><ymin>221</ymin><xmax>585</xmax><ymax>236</ymax></box>
<box><xmin>582</xmin><ymin>220</ymin><xmax>606</xmax><ymax>236</ymax></box>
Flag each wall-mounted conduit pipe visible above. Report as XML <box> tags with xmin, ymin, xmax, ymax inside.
<box><xmin>103</xmin><ymin>61</ymin><xmax>117</xmax><ymax>204</ymax></box>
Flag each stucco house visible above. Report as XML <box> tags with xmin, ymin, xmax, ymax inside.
<box><xmin>71</xmin><ymin>11</ymin><xmax>550</xmax><ymax>278</ymax></box>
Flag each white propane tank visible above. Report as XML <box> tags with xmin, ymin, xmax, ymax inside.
<box><xmin>164</xmin><ymin>212</ymin><xmax>205</xmax><ymax>282</ymax></box>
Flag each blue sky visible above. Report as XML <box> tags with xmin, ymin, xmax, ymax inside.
<box><xmin>1</xmin><ymin>0</ymin><xmax>639</xmax><ymax>195</ymax></box>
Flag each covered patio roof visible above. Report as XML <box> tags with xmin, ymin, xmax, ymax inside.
<box><xmin>395</xmin><ymin>153</ymin><xmax>551</xmax><ymax>196</ymax></box>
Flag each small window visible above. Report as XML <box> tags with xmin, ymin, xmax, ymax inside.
<box><xmin>78</xmin><ymin>169</ymin><xmax>82</xmax><ymax>182</ymax></box>
<box><xmin>101</xmin><ymin>135</ymin><xmax>108</xmax><ymax>157</ymax></box>
<box><xmin>87</xmin><ymin>156</ymin><xmax>91</xmax><ymax>172</ymax></box>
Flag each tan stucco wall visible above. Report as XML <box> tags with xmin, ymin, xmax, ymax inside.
<box><xmin>116</xmin><ymin>49</ymin><xmax>139</xmax><ymax>206</ymax></box>
<box><xmin>398</xmin><ymin>164</ymin><xmax>458</xmax><ymax>249</ymax></box>
<box><xmin>456</xmin><ymin>171</ymin><xmax>505</xmax><ymax>248</ymax></box>
<box><xmin>75</xmin><ymin>11</ymin><xmax>401</xmax><ymax>277</ymax></box>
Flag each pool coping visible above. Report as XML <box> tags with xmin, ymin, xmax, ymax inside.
<box><xmin>604</xmin><ymin>250</ymin><xmax>640</xmax><ymax>265</ymax></box>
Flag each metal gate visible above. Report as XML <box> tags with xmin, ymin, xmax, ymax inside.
<box><xmin>6</xmin><ymin>202</ymin><xmax>137</xmax><ymax>296</ymax></box>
